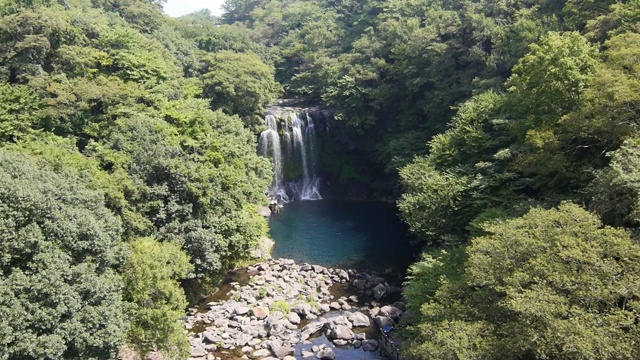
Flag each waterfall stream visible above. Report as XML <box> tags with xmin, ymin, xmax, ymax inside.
<box><xmin>258</xmin><ymin>110</ymin><xmax>322</xmax><ymax>202</ymax></box>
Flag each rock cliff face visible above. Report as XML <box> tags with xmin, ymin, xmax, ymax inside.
<box><xmin>185</xmin><ymin>258</ymin><xmax>405</xmax><ymax>360</ymax></box>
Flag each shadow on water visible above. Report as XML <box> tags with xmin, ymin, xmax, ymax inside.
<box><xmin>269</xmin><ymin>200</ymin><xmax>420</xmax><ymax>275</ymax></box>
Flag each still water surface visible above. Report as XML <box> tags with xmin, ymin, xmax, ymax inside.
<box><xmin>269</xmin><ymin>200</ymin><xmax>418</xmax><ymax>275</ymax></box>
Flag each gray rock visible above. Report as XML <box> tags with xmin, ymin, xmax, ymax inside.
<box><xmin>374</xmin><ymin>316</ymin><xmax>395</xmax><ymax>329</ymax></box>
<box><xmin>270</xmin><ymin>344</ymin><xmax>294</xmax><ymax>359</ymax></box>
<box><xmin>355</xmin><ymin>332</ymin><xmax>367</xmax><ymax>340</ymax></box>
<box><xmin>292</xmin><ymin>302</ymin><xmax>312</xmax><ymax>317</ymax></box>
<box><xmin>283</xmin><ymin>356</ymin><xmax>296</xmax><ymax>360</ymax></box>
<box><xmin>252</xmin><ymin>306</ymin><xmax>270</xmax><ymax>319</ymax></box>
<box><xmin>235</xmin><ymin>334</ymin><xmax>252</xmax><ymax>347</ymax></box>
<box><xmin>328</xmin><ymin>324</ymin><xmax>354</xmax><ymax>340</ymax></box>
<box><xmin>203</xmin><ymin>332</ymin><xmax>218</xmax><ymax>344</ymax></box>
<box><xmin>213</xmin><ymin>318</ymin><xmax>229</xmax><ymax>327</ymax></box>
<box><xmin>316</xmin><ymin>347</ymin><xmax>335</xmax><ymax>360</ymax></box>
<box><xmin>253</xmin><ymin>349</ymin><xmax>271</xmax><ymax>357</ymax></box>
<box><xmin>312</xmin><ymin>265</ymin><xmax>326</xmax><ymax>274</ymax></box>
<box><xmin>379</xmin><ymin>305</ymin><xmax>403</xmax><ymax>320</ymax></box>
<box><xmin>329</xmin><ymin>302</ymin><xmax>341</xmax><ymax>310</ymax></box>
<box><xmin>235</xmin><ymin>306</ymin><xmax>250</xmax><ymax>316</ymax></box>
<box><xmin>337</xmin><ymin>269</ymin><xmax>349</xmax><ymax>281</ymax></box>
<box><xmin>352</xmin><ymin>279</ymin><xmax>367</xmax><ymax>291</ymax></box>
<box><xmin>302</xmin><ymin>321</ymin><xmax>325</xmax><ymax>336</ymax></box>
<box><xmin>266</xmin><ymin>314</ymin><xmax>287</xmax><ymax>336</ymax></box>
<box><xmin>286</xmin><ymin>312</ymin><xmax>301</xmax><ymax>325</ymax></box>
<box><xmin>362</xmin><ymin>339</ymin><xmax>379</xmax><ymax>352</ymax></box>
<box><xmin>353</xmin><ymin>340</ymin><xmax>362</xmax><ymax>348</ymax></box>
<box><xmin>372</xmin><ymin>283</ymin><xmax>386</xmax><ymax>300</ymax></box>
<box><xmin>191</xmin><ymin>343</ymin><xmax>207</xmax><ymax>358</ymax></box>
<box><xmin>346</xmin><ymin>312</ymin><xmax>370</xmax><ymax>327</ymax></box>
<box><xmin>302</xmin><ymin>350</ymin><xmax>315</xmax><ymax>358</ymax></box>
<box><xmin>333</xmin><ymin>339</ymin><xmax>349</xmax><ymax>346</ymax></box>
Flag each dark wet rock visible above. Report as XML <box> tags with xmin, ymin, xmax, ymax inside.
<box><xmin>374</xmin><ymin>316</ymin><xmax>395</xmax><ymax>329</ymax></box>
<box><xmin>362</xmin><ymin>339</ymin><xmax>379</xmax><ymax>352</ymax></box>
<box><xmin>372</xmin><ymin>283</ymin><xmax>386</xmax><ymax>300</ymax></box>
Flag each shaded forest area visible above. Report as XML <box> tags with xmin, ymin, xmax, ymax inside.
<box><xmin>1</xmin><ymin>0</ymin><xmax>640</xmax><ymax>359</ymax></box>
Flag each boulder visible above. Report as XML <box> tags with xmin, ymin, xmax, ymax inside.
<box><xmin>286</xmin><ymin>312</ymin><xmax>301</xmax><ymax>325</ymax></box>
<box><xmin>235</xmin><ymin>334</ymin><xmax>252</xmax><ymax>347</ymax></box>
<box><xmin>312</xmin><ymin>265</ymin><xmax>326</xmax><ymax>274</ymax></box>
<box><xmin>266</xmin><ymin>314</ymin><xmax>286</xmax><ymax>336</ymax></box>
<box><xmin>337</xmin><ymin>269</ymin><xmax>349</xmax><ymax>281</ymax></box>
<box><xmin>379</xmin><ymin>305</ymin><xmax>403</xmax><ymax>320</ymax></box>
<box><xmin>301</xmin><ymin>321</ymin><xmax>325</xmax><ymax>336</ymax></box>
<box><xmin>346</xmin><ymin>312</ymin><xmax>370</xmax><ymax>327</ymax></box>
<box><xmin>333</xmin><ymin>339</ymin><xmax>348</xmax><ymax>346</ymax></box>
<box><xmin>362</xmin><ymin>339</ymin><xmax>379</xmax><ymax>352</ymax></box>
<box><xmin>270</xmin><ymin>344</ymin><xmax>294</xmax><ymax>359</ymax></box>
<box><xmin>316</xmin><ymin>347</ymin><xmax>335</xmax><ymax>360</ymax></box>
<box><xmin>352</xmin><ymin>279</ymin><xmax>367</xmax><ymax>291</ymax></box>
<box><xmin>372</xmin><ymin>283</ymin><xmax>386</xmax><ymax>300</ymax></box>
<box><xmin>191</xmin><ymin>343</ymin><xmax>207</xmax><ymax>358</ymax></box>
<box><xmin>353</xmin><ymin>340</ymin><xmax>362</xmax><ymax>348</ymax></box>
<box><xmin>252</xmin><ymin>306</ymin><xmax>270</xmax><ymax>319</ymax></box>
<box><xmin>253</xmin><ymin>349</ymin><xmax>271</xmax><ymax>358</ymax></box>
<box><xmin>292</xmin><ymin>302</ymin><xmax>312</xmax><ymax>317</ymax></box>
<box><xmin>328</xmin><ymin>324</ymin><xmax>354</xmax><ymax>341</ymax></box>
<box><xmin>202</xmin><ymin>332</ymin><xmax>218</xmax><ymax>344</ymax></box>
<box><xmin>235</xmin><ymin>306</ymin><xmax>250</xmax><ymax>316</ymax></box>
<box><xmin>374</xmin><ymin>316</ymin><xmax>395</xmax><ymax>330</ymax></box>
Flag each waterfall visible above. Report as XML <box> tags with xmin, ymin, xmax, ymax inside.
<box><xmin>258</xmin><ymin>111</ymin><xmax>322</xmax><ymax>203</ymax></box>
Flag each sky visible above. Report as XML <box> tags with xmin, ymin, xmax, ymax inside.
<box><xmin>163</xmin><ymin>0</ymin><xmax>225</xmax><ymax>17</ymax></box>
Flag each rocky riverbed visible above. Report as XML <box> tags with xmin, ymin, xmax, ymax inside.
<box><xmin>185</xmin><ymin>258</ymin><xmax>405</xmax><ymax>360</ymax></box>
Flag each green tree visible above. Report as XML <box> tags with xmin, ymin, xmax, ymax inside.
<box><xmin>123</xmin><ymin>237</ymin><xmax>193</xmax><ymax>358</ymax></box>
<box><xmin>0</xmin><ymin>83</ymin><xmax>41</xmax><ymax>142</ymax></box>
<box><xmin>0</xmin><ymin>149</ymin><xmax>127</xmax><ymax>359</ymax></box>
<box><xmin>200</xmin><ymin>51</ymin><xmax>282</xmax><ymax>128</ymax></box>
<box><xmin>398</xmin><ymin>157</ymin><xmax>472</xmax><ymax>244</ymax></box>
<box><xmin>507</xmin><ymin>31</ymin><xmax>598</xmax><ymax>128</ymax></box>
<box><xmin>403</xmin><ymin>203</ymin><xmax>640</xmax><ymax>360</ymax></box>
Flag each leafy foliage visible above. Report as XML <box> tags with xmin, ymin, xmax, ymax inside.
<box><xmin>403</xmin><ymin>204</ymin><xmax>640</xmax><ymax>359</ymax></box>
<box><xmin>0</xmin><ymin>0</ymin><xmax>275</xmax><ymax>357</ymax></box>
<box><xmin>123</xmin><ymin>238</ymin><xmax>193</xmax><ymax>358</ymax></box>
<box><xmin>0</xmin><ymin>149</ymin><xmax>126</xmax><ymax>359</ymax></box>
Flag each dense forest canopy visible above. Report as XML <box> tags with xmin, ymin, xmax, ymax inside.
<box><xmin>218</xmin><ymin>0</ymin><xmax>640</xmax><ymax>358</ymax></box>
<box><xmin>0</xmin><ymin>0</ymin><xmax>640</xmax><ymax>358</ymax></box>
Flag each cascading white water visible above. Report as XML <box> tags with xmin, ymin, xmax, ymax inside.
<box><xmin>258</xmin><ymin>115</ymin><xmax>289</xmax><ymax>202</ymax></box>
<box><xmin>258</xmin><ymin>111</ymin><xmax>322</xmax><ymax>203</ymax></box>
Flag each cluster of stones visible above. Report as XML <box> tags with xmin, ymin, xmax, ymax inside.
<box><xmin>184</xmin><ymin>258</ymin><xmax>405</xmax><ymax>360</ymax></box>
